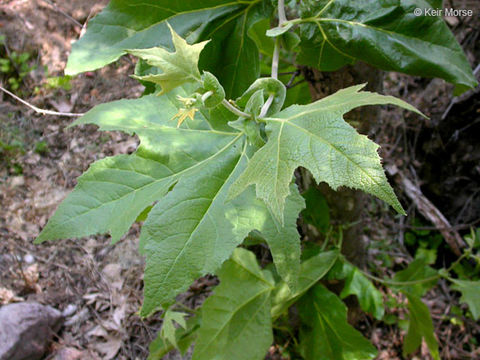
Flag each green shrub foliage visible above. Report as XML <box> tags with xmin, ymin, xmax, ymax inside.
<box><xmin>37</xmin><ymin>1</ymin><xmax>479</xmax><ymax>359</ymax></box>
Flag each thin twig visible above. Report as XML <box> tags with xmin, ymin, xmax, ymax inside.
<box><xmin>271</xmin><ymin>38</ymin><xmax>280</xmax><ymax>80</ymax></box>
<box><xmin>259</xmin><ymin>95</ymin><xmax>274</xmax><ymax>118</ymax></box>
<box><xmin>259</xmin><ymin>1</ymin><xmax>284</xmax><ymax>118</ymax></box>
<box><xmin>42</xmin><ymin>0</ymin><xmax>83</xmax><ymax>28</ymax></box>
<box><xmin>277</xmin><ymin>0</ymin><xmax>287</xmax><ymax>25</ymax></box>
<box><xmin>0</xmin><ymin>85</ymin><xmax>84</xmax><ymax>117</ymax></box>
<box><xmin>285</xmin><ymin>70</ymin><xmax>300</xmax><ymax>87</ymax></box>
<box><xmin>286</xmin><ymin>78</ymin><xmax>306</xmax><ymax>89</ymax></box>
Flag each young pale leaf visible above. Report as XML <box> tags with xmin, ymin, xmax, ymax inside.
<box><xmin>128</xmin><ymin>24</ymin><xmax>208</xmax><ymax>94</ymax></box>
<box><xmin>451</xmin><ymin>279</ymin><xmax>480</xmax><ymax>320</ymax></box>
<box><xmin>298</xmin><ymin>284</ymin><xmax>377</xmax><ymax>360</ymax></box>
<box><xmin>65</xmin><ymin>1</ymin><xmax>248</xmax><ymax>74</ymax></box>
<box><xmin>229</xmin><ymin>84</ymin><xmax>423</xmax><ymax>223</ymax></box>
<box><xmin>340</xmin><ymin>262</ymin><xmax>385</xmax><ymax>320</ymax></box>
<box><xmin>193</xmin><ymin>248</ymin><xmax>274</xmax><ymax>360</ymax></box>
<box><xmin>148</xmin><ymin>315</ymin><xmax>200</xmax><ymax>360</ymax></box>
<box><xmin>404</xmin><ymin>294</ymin><xmax>440</xmax><ymax>360</ymax></box>
<box><xmin>297</xmin><ymin>0</ymin><xmax>478</xmax><ymax>90</ymax></box>
<box><xmin>160</xmin><ymin>310</ymin><xmax>187</xmax><ymax>348</ymax></box>
<box><xmin>35</xmin><ymin>92</ymin><xmax>236</xmax><ymax>244</ymax></box>
<box><xmin>271</xmin><ymin>249</ymin><xmax>338</xmax><ymax>319</ymax></box>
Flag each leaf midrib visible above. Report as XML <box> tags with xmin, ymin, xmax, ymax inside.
<box><xmin>158</xmin><ymin>139</ymin><xmax>247</xmax><ymax>285</ymax></box>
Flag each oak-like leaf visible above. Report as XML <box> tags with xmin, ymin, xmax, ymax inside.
<box><xmin>128</xmin><ymin>24</ymin><xmax>208</xmax><ymax>94</ymax></box>
<box><xmin>229</xmin><ymin>84</ymin><xmax>424</xmax><ymax>223</ymax></box>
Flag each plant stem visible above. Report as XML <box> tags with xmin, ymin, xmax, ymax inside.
<box><xmin>0</xmin><ymin>85</ymin><xmax>84</xmax><ymax>117</ymax></box>
<box><xmin>201</xmin><ymin>90</ymin><xmax>213</xmax><ymax>102</ymax></box>
<box><xmin>259</xmin><ymin>1</ymin><xmax>284</xmax><ymax>118</ymax></box>
<box><xmin>271</xmin><ymin>37</ymin><xmax>280</xmax><ymax>80</ymax></box>
<box><xmin>174</xmin><ymin>302</ymin><xmax>197</xmax><ymax>314</ymax></box>
<box><xmin>360</xmin><ymin>270</ymin><xmax>440</xmax><ymax>287</ymax></box>
<box><xmin>259</xmin><ymin>95</ymin><xmax>274</xmax><ymax>118</ymax></box>
<box><xmin>278</xmin><ymin>0</ymin><xmax>287</xmax><ymax>25</ymax></box>
<box><xmin>357</xmin><ymin>249</ymin><xmax>472</xmax><ymax>287</ymax></box>
<box><xmin>221</xmin><ymin>99</ymin><xmax>250</xmax><ymax>118</ymax></box>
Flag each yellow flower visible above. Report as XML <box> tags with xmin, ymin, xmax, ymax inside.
<box><xmin>171</xmin><ymin>108</ymin><xmax>198</xmax><ymax>127</ymax></box>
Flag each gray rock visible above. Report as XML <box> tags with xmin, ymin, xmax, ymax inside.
<box><xmin>0</xmin><ymin>302</ymin><xmax>63</xmax><ymax>360</ymax></box>
<box><xmin>51</xmin><ymin>347</ymin><xmax>85</xmax><ymax>360</ymax></box>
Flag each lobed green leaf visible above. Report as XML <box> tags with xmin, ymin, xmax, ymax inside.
<box><xmin>229</xmin><ymin>84</ymin><xmax>424</xmax><ymax>223</ymax></box>
<box><xmin>451</xmin><ymin>279</ymin><xmax>480</xmax><ymax>321</ymax></box>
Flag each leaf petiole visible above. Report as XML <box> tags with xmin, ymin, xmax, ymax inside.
<box><xmin>221</xmin><ymin>99</ymin><xmax>251</xmax><ymax>118</ymax></box>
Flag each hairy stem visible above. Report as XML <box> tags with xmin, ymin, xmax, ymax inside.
<box><xmin>221</xmin><ymin>99</ymin><xmax>251</xmax><ymax>118</ymax></box>
<box><xmin>260</xmin><ymin>1</ymin><xmax>284</xmax><ymax>118</ymax></box>
<box><xmin>278</xmin><ymin>0</ymin><xmax>287</xmax><ymax>25</ymax></box>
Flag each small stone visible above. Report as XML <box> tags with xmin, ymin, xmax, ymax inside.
<box><xmin>9</xmin><ymin>176</ymin><xmax>25</xmax><ymax>188</ymax></box>
<box><xmin>23</xmin><ymin>254</ymin><xmax>35</xmax><ymax>264</ymax></box>
<box><xmin>0</xmin><ymin>302</ymin><xmax>63</xmax><ymax>360</ymax></box>
<box><xmin>51</xmin><ymin>347</ymin><xmax>85</xmax><ymax>360</ymax></box>
<box><xmin>62</xmin><ymin>304</ymin><xmax>77</xmax><ymax>318</ymax></box>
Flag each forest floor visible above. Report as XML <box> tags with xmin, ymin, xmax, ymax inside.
<box><xmin>0</xmin><ymin>1</ymin><xmax>479</xmax><ymax>359</ymax></box>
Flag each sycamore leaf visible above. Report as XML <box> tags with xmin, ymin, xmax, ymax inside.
<box><xmin>451</xmin><ymin>279</ymin><xmax>480</xmax><ymax>320</ymax></box>
<box><xmin>65</xmin><ymin>1</ymin><xmax>246</xmax><ymax>74</ymax></box>
<box><xmin>128</xmin><ymin>24</ymin><xmax>208</xmax><ymax>94</ymax></box>
<box><xmin>298</xmin><ymin>284</ymin><xmax>377</xmax><ymax>360</ymax></box>
<box><xmin>297</xmin><ymin>0</ymin><xmax>478</xmax><ymax>90</ymax></box>
<box><xmin>404</xmin><ymin>294</ymin><xmax>440</xmax><ymax>360</ymax></box>
<box><xmin>139</xmin><ymin>147</ymin><xmax>304</xmax><ymax>315</ymax></box>
<box><xmin>148</xmin><ymin>315</ymin><xmax>200</xmax><ymax>360</ymax></box>
<box><xmin>35</xmin><ymin>90</ymin><xmax>233</xmax><ymax>244</ymax></box>
<box><xmin>35</xmin><ymin>86</ymin><xmax>304</xmax><ymax>316</ymax></box>
<box><xmin>160</xmin><ymin>310</ymin><xmax>187</xmax><ymax>348</ymax></box>
<box><xmin>193</xmin><ymin>248</ymin><xmax>274</xmax><ymax>360</ymax></box>
<box><xmin>340</xmin><ymin>262</ymin><xmax>385</xmax><ymax>320</ymax></box>
<box><xmin>229</xmin><ymin>84</ymin><xmax>424</xmax><ymax>223</ymax></box>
